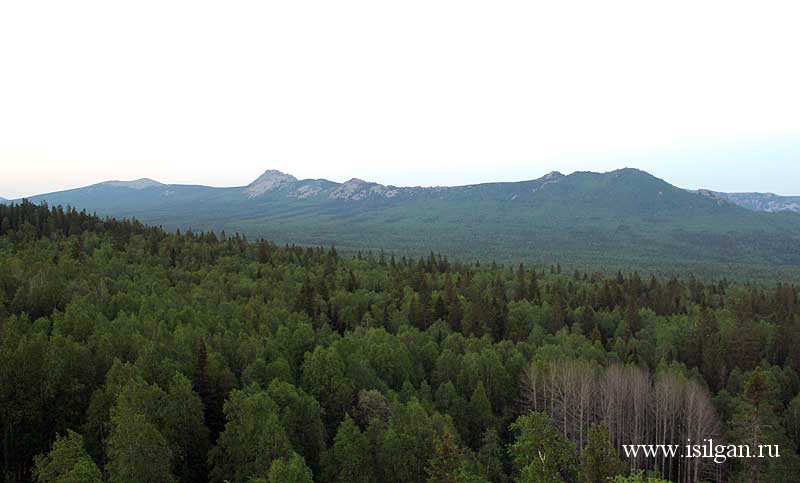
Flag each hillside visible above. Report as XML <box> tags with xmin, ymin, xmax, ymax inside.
<box><xmin>1</xmin><ymin>201</ymin><xmax>798</xmax><ymax>483</ymax></box>
<box><xmin>17</xmin><ymin>168</ymin><xmax>800</xmax><ymax>276</ymax></box>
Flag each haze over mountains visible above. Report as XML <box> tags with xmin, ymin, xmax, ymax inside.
<box><xmin>7</xmin><ymin>168</ymin><xmax>800</xmax><ymax>276</ymax></box>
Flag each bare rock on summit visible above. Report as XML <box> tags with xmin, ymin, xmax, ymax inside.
<box><xmin>329</xmin><ymin>178</ymin><xmax>373</xmax><ymax>201</ymax></box>
<box><xmin>541</xmin><ymin>171</ymin><xmax>564</xmax><ymax>181</ymax></box>
<box><xmin>245</xmin><ymin>170</ymin><xmax>298</xmax><ymax>198</ymax></box>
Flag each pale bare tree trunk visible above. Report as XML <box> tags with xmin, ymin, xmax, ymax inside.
<box><xmin>519</xmin><ymin>361</ymin><xmax>725</xmax><ymax>482</ymax></box>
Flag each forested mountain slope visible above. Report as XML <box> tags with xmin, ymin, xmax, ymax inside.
<box><xmin>18</xmin><ymin>168</ymin><xmax>800</xmax><ymax>277</ymax></box>
<box><xmin>1</xmin><ymin>201</ymin><xmax>799</xmax><ymax>482</ymax></box>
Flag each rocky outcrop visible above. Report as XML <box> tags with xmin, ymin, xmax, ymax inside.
<box><xmin>699</xmin><ymin>190</ymin><xmax>800</xmax><ymax>213</ymax></box>
<box><xmin>244</xmin><ymin>170</ymin><xmax>298</xmax><ymax>198</ymax></box>
<box><xmin>327</xmin><ymin>178</ymin><xmax>398</xmax><ymax>201</ymax></box>
<box><xmin>242</xmin><ymin>168</ymin><xmax>571</xmax><ymax>202</ymax></box>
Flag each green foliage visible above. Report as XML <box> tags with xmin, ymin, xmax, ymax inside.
<box><xmin>266</xmin><ymin>380</ymin><xmax>326</xmax><ymax>473</ymax></box>
<box><xmin>3</xmin><ymin>202</ymin><xmax>800</xmax><ymax>483</ymax></box>
<box><xmin>610</xmin><ymin>471</ymin><xmax>671</xmax><ymax>483</ymax></box>
<box><xmin>33</xmin><ymin>430</ymin><xmax>102</xmax><ymax>483</ymax></box>
<box><xmin>267</xmin><ymin>452</ymin><xmax>314</xmax><ymax>483</ymax></box>
<box><xmin>301</xmin><ymin>345</ymin><xmax>354</xmax><ymax>433</ymax></box>
<box><xmin>426</xmin><ymin>428</ymin><xmax>488</xmax><ymax>483</ymax></box>
<box><xmin>379</xmin><ymin>399</ymin><xmax>442</xmax><ymax>483</ymax></box>
<box><xmin>509</xmin><ymin>412</ymin><xmax>577</xmax><ymax>482</ymax></box>
<box><xmin>329</xmin><ymin>415</ymin><xmax>373</xmax><ymax>483</ymax></box>
<box><xmin>106</xmin><ymin>408</ymin><xmax>175</xmax><ymax>483</ymax></box>
<box><xmin>477</xmin><ymin>429</ymin><xmax>507</xmax><ymax>483</ymax></box>
<box><xmin>208</xmin><ymin>387</ymin><xmax>292</xmax><ymax>483</ymax></box>
<box><xmin>467</xmin><ymin>381</ymin><xmax>494</xmax><ymax>448</ymax></box>
<box><xmin>580</xmin><ymin>421</ymin><xmax>626</xmax><ymax>483</ymax></box>
<box><xmin>162</xmin><ymin>372</ymin><xmax>210</xmax><ymax>483</ymax></box>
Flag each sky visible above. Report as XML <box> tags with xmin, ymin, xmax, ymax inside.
<box><xmin>1</xmin><ymin>1</ymin><xmax>799</xmax><ymax>199</ymax></box>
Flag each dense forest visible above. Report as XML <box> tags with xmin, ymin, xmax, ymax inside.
<box><xmin>1</xmin><ymin>200</ymin><xmax>800</xmax><ymax>482</ymax></box>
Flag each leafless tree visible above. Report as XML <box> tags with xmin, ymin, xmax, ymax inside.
<box><xmin>519</xmin><ymin>360</ymin><xmax>724</xmax><ymax>483</ymax></box>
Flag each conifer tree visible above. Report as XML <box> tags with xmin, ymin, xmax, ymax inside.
<box><xmin>513</xmin><ymin>264</ymin><xmax>528</xmax><ymax>302</ymax></box>
<box><xmin>468</xmin><ymin>381</ymin><xmax>494</xmax><ymax>448</ymax></box>
<box><xmin>579</xmin><ymin>421</ymin><xmax>626</xmax><ymax>483</ymax></box>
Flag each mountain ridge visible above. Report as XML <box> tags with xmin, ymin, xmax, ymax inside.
<box><xmin>10</xmin><ymin>167</ymin><xmax>800</xmax><ymax>276</ymax></box>
<box><xmin>11</xmin><ymin>168</ymin><xmax>797</xmax><ymax>210</ymax></box>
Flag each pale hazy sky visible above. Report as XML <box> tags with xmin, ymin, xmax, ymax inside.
<box><xmin>1</xmin><ymin>1</ymin><xmax>799</xmax><ymax>199</ymax></box>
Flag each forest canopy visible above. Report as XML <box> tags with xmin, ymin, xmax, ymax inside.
<box><xmin>1</xmin><ymin>201</ymin><xmax>799</xmax><ymax>482</ymax></box>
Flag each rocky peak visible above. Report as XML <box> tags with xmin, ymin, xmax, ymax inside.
<box><xmin>529</xmin><ymin>170</ymin><xmax>564</xmax><ymax>193</ymax></box>
<box><xmin>541</xmin><ymin>171</ymin><xmax>564</xmax><ymax>181</ymax></box>
<box><xmin>696</xmin><ymin>189</ymin><xmax>733</xmax><ymax>207</ymax></box>
<box><xmin>329</xmin><ymin>178</ymin><xmax>384</xmax><ymax>201</ymax></box>
<box><xmin>245</xmin><ymin>170</ymin><xmax>298</xmax><ymax>198</ymax></box>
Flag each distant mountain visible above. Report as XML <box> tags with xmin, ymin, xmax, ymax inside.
<box><xmin>0</xmin><ymin>196</ymin><xmax>6</xmax><ymax>203</ymax></box>
<box><xmin>14</xmin><ymin>168</ymin><xmax>800</xmax><ymax>276</ymax></box>
<box><xmin>697</xmin><ymin>190</ymin><xmax>800</xmax><ymax>213</ymax></box>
